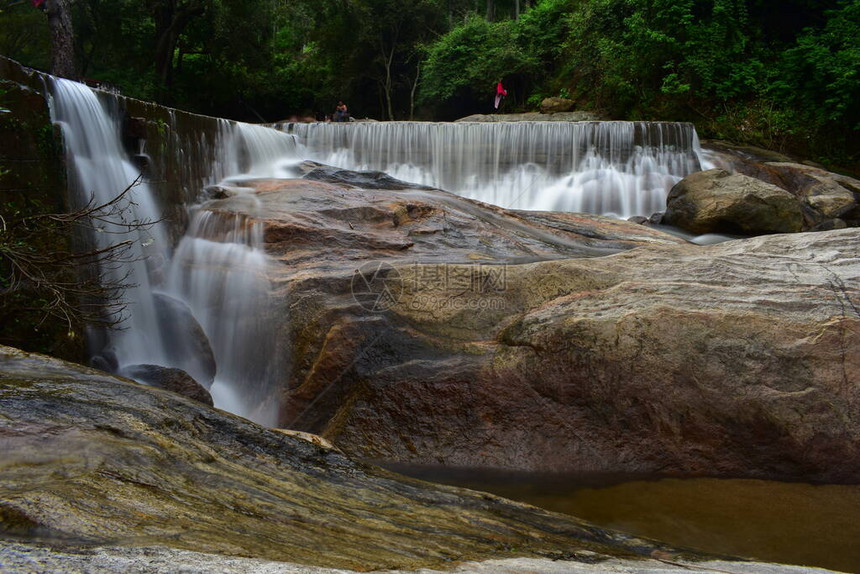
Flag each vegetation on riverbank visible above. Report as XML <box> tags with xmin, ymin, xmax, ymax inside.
<box><xmin>1</xmin><ymin>0</ymin><xmax>857</xmax><ymax>166</ymax></box>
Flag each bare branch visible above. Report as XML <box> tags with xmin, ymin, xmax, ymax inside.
<box><xmin>1</xmin><ymin>173</ymin><xmax>159</xmax><ymax>335</ymax></box>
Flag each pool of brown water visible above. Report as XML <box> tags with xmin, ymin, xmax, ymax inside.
<box><xmin>383</xmin><ymin>465</ymin><xmax>860</xmax><ymax>573</ymax></box>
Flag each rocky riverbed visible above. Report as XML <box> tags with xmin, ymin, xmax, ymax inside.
<box><xmin>0</xmin><ymin>346</ymin><xmax>842</xmax><ymax>573</ymax></box>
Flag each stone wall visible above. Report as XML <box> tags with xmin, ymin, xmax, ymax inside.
<box><xmin>1</xmin><ymin>56</ymin><xmax>235</xmax><ymax>243</ymax></box>
<box><xmin>0</xmin><ymin>56</ymin><xmax>234</xmax><ymax>357</ymax></box>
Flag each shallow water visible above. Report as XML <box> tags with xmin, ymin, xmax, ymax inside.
<box><xmin>384</xmin><ymin>465</ymin><xmax>860</xmax><ymax>573</ymax></box>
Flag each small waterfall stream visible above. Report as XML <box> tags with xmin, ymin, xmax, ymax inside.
<box><xmin>48</xmin><ymin>79</ymin><xmax>297</xmax><ymax>426</ymax></box>
<box><xmin>50</xmin><ymin>79</ymin><xmax>171</xmax><ymax>369</ymax></box>
<box><xmin>286</xmin><ymin>121</ymin><xmax>705</xmax><ymax>219</ymax></box>
<box><xmin>164</xmin><ymin>208</ymin><xmax>281</xmax><ymax>424</ymax></box>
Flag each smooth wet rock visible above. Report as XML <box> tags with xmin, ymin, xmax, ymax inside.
<box><xmin>303</xmin><ymin>166</ymin><xmax>434</xmax><ymax>190</ymax></box>
<box><xmin>119</xmin><ymin>363</ymin><xmax>213</xmax><ymax>406</ymax></box>
<box><xmin>663</xmin><ymin>168</ymin><xmax>804</xmax><ymax>234</ymax></box>
<box><xmin>0</xmin><ymin>345</ymin><xmax>699</xmax><ymax>571</ymax></box>
<box><xmin>190</xmin><ymin>176</ymin><xmax>858</xmax><ymax>483</ymax></box>
<box><xmin>234</xmin><ymin>178</ymin><xmax>683</xmax><ymax>270</ymax></box>
<box><xmin>89</xmin><ymin>347</ymin><xmax>119</xmax><ymax>373</ymax></box>
<box><xmin>201</xmin><ymin>184</ymin><xmax>243</xmax><ymax>200</ymax></box>
<box><xmin>152</xmin><ymin>291</ymin><xmax>216</xmax><ymax>388</ymax></box>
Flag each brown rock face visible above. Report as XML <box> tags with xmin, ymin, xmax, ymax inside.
<box><xmin>663</xmin><ymin>169</ymin><xmax>805</xmax><ymax>234</ymax></box>
<box><xmin>226</xmin><ymin>176</ymin><xmax>859</xmax><ymax>483</ymax></box>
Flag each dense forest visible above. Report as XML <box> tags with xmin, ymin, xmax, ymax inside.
<box><xmin>1</xmin><ymin>0</ymin><xmax>858</xmax><ymax>168</ymax></box>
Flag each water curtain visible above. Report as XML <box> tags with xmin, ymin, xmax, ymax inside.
<box><xmin>287</xmin><ymin>121</ymin><xmax>704</xmax><ymax>219</ymax></box>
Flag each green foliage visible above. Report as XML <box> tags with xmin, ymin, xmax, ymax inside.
<box><xmin>0</xmin><ymin>2</ymin><xmax>51</xmax><ymax>71</ymax></box>
<box><xmin>420</xmin><ymin>14</ymin><xmax>539</xmax><ymax>115</ymax></box>
<box><xmin>559</xmin><ymin>0</ymin><xmax>859</xmax><ymax>165</ymax></box>
<box><xmin>774</xmin><ymin>0</ymin><xmax>860</xmax><ymax>129</ymax></box>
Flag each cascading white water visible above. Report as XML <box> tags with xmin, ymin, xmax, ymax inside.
<box><xmin>286</xmin><ymin>121</ymin><xmax>704</xmax><ymax>218</ymax></box>
<box><xmin>164</xmin><ymin>207</ymin><xmax>281</xmax><ymax>424</ymax></box>
<box><xmin>216</xmin><ymin>122</ymin><xmax>303</xmax><ymax>180</ymax></box>
<box><xmin>50</xmin><ymin>78</ymin><xmax>171</xmax><ymax>369</ymax></box>
<box><xmin>49</xmin><ymin>78</ymin><xmax>298</xmax><ymax>426</ymax></box>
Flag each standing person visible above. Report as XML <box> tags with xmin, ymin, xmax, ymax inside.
<box><xmin>494</xmin><ymin>81</ymin><xmax>507</xmax><ymax>111</ymax></box>
<box><xmin>335</xmin><ymin>101</ymin><xmax>349</xmax><ymax>122</ymax></box>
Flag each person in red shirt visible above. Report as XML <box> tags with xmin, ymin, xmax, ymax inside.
<box><xmin>494</xmin><ymin>81</ymin><xmax>507</xmax><ymax>111</ymax></box>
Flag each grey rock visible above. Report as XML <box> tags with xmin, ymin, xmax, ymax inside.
<box><xmin>152</xmin><ymin>291</ymin><xmax>216</xmax><ymax>388</ymax></box>
<box><xmin>540</xmin><ymin>97</ymin><xmax>576</xmax><ymax>114</ymax></box>
<box><xmin>0</xmin><ymin>345</ymin><xmax>705</xmax><ymax>570</ymax></box>
<box><xmin>664</xmin><ymin>169</ymin><xmax>804</xmax><ymax>234</ymax></box>
<box><xmin>0</xmin><ymin>542</ymin><xmax>842</xmax><ymax>574</ymax></box>
<box><xmin>119</xmin><ymin>363</ymin><xmax>213</xmax><ymax>406</ymax></box>
<box><xmin>303</xmin><ymin>166</ymin><xmax>434</xmax><ymax>190</ymax></box>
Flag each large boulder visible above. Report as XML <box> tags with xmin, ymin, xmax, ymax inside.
<box><xmin>147</xmin><ymin>175</ymin><xmax>860</xmax><ymax>485</ymax></box>
<box><xmin>277</xmin><ymin>228</ymin><xmax>860</xmax><ymax>483</ymax></box>
<box><xmin>699</xmin><ymin>143</ymin><xmax>860</xmax><ymax>229</ymax></box>
<box><xmin>764</xmin><ymin>162</ymin><xmax>859</xmax><ymax>225</ymax></box>
<box><xmin>238</xmin><ymin>176</ymin><xmax>684</xmax><ymax>266</ymax></box>
<box><xmin>225</xmin><ymin>174</ymin><xmax>860</xmax><ymax>483</ymax></box>
<box><xmin>663</xmin><ymin>168</ymin><xmax>804</xmax><ymax>234</ymax></box>
<box><xmin>540</xmin><ymin>97</ymin><xmax>576</xmax><ymax>114</ymax></box>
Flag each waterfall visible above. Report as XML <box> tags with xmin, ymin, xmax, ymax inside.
<box><xmin>48</xmin><ymin>78</ymin><xmax>297</xmax><ymax>426</ymax></box>
<box><xmin>49</xmin><ymin>78</ymin><xmax>171</xmax><ymax>369</ymax></box>
<box><xmin>286</xmin><ymin>121</ymin><xmax>704</xmax><ymax>218</ymax></box>
<box><xmin>164</xmin><ymin>208</ymin><xmax>281</xmax><ymax>424</ymax></box>
<box><xmin>46</xmin><ymin>74</ymin><xmax>704</xmax><ymax>426</ymax></box>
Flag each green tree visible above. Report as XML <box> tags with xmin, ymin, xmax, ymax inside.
<box><xmin>2</xmin><ymin>0</ymin><xmax>77</xmax><ymax>78</ymax></box>
<box><xmin>420</xmin><ymin>14</ymin><xmax>538</xmax><ymax>117</ymax></box>
<box><xmin>0</xmin><ymin>1</ymin><xmax>51</xmax><ymax>71</ymax></box>
<box><xmin>776</xmin><ymin>0</ymin><xmax>859</xmax><ymax>128</ymax></box>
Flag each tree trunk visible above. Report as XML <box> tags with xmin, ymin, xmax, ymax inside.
<box><xmin>409</xmin><ymin>61</ymin><xmax>420</xmax><ymax>121</ymax></box>
<box><xmin>486</xmin><ymin>0</ymin><xmax>495</xmax><ymax>22</ymax></box>
<box><xmin>382</xmin><ymin>48</ymin><xmax>395</xmax><ymax>121</ymax></box>
<box><xmin>45</xmin><ymin>0</ymin><xmax>77</xmax><ymax>79</ymax></box>
<box><xmin>149</xmin><ymin>1</ymin><xmax>205</xmax><ymax>96</ymax></box>
<box><xmin>379</xmin><ymin>32</ymin><xmax>398</xmax><ymax>121</ymax></box>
